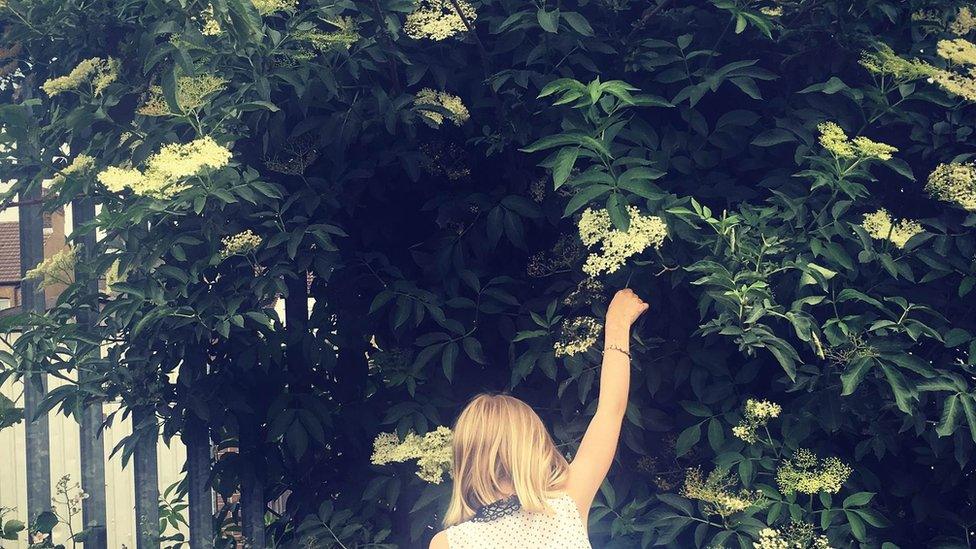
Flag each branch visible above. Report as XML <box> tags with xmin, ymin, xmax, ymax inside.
<box><xmin>624</xmin><ymin>0</ymin><xmax>674</xmax><ymax>43</ymax></box>
<box><xmin>448</xmin><ymin>0</ymin><xmax>492</xmax><ymax>80</ymax></box>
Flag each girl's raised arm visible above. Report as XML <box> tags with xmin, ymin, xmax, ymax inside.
<box><xmin>566</xmin><ymin>288</ymin><xmax>648</xmax><ymax>519</ymax></box>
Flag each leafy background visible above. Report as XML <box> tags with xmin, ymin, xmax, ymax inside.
<box><xmin>1</xmin><ymin>0</ymin><xmax>976</xmax><ymax>547</ymax></box>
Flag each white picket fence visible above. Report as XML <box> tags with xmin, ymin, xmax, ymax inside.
<box><xmin>0</xmin><ymin>376</ymin><xmax>189</xmax><ymax>548</ymax></box>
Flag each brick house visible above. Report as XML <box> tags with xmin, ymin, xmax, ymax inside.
<box><xmin>0</xmin><ymin>209</ymin><xmax>69</xmax><ymax>310</ymax></box>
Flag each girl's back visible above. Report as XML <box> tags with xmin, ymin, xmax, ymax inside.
<box><xmin>444</xmin><ymin>493</ymin><xmax>590</xmax><ymax>549</ymax></box>
<box><xmin>431</xmin><ymin>289</ymin><xmax>649</xmax><ymax>549</ymax></box>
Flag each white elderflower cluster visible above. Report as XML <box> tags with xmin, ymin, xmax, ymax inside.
<box><xmin>931</xmin><ymin>38</ymin><xmax>976</xmax><ymax>101</ymax></box>
<box><xmin>755</xmin><ymin>528</ymin><xmax>788</xmax><ymax>549</ymax></box>
<box><xmin>732</xmin><ymin>399</ymin><xmax>781</xmax><ymax>443</ymax></box>
<box><xmin>776</xmin><ymin>449</ymin><xmax>852</xmax><ymax>496</ymax></box>
<box><xmin>252</xmin><ymin>0</ymin><xmax>298</xmax><ymax>15</ymax></box>
<box><xmin>292</xmin><ymin>17</ymin><xmax>360</xmax><ymax>55</ymax></box>
<box><xmin>861</xmin><ymin>209</ymin><xmax>923</xmax><ymax>249</ymax></box>
<box><xmin>200</xmin><ymin>5</ymin><xmax>223</xmax><ymax>36</ymax></box>
<box><xmin>97</xmin><ymin>136</ymin><xmax>232</xmax><ymax>199</ymax></box>
<box><xmin>578</xmin><ymin>206</ymin><xmax>668</xmax><ymax>277</ymax></box>
<box><xmin>952</xmin><ymin>6</ymin><xmax>976</xmax><ymax>35</ymax></box>
<box><xmin>859</xmin><ymin>44</ymin><xmax>937</xmax><ymax>82</ymax></box>
<box><xmin>51</xmin><ymin>154</ymin><xmax>96</xmax><ymax>186</ymax></box>
<box><xmin>371</xmin><ymin>426</ymin><xmax>453</xmax><ymax>483</ymax></box>
<box><xmin>137</xmin><ymin>75</ymin><xmax>227</xmax><ymax>117</ymax></box>
<box><xmin>25</xmin><ymin>246</ymin><xmax>77</xmax><ymax>289</ymax></box>
<box><xmin>104</xmin><ymin>260</ymin><xmax>126</xmax><ymax>293</ymax></box>
<box><xmin>404</xmin><ymin>0</ymin><xmax>476</xmax><ymax>41</ymax></box>
<box><xmin>817</xmin><ymin>122</ymin><xmax>897</xmax><ymax>161</ymax></box>
<box><xmin>414</xmin><ymin>88</ymin><xmax>470</xmax><ymax>128</ymax></box>
<box><xmin>42</xmin><ymin>57</ymin><xmax>119</xmax><ymax>97</ymax></box>
<box><xmin>219</xmin><ymin>230</ymin><xmax>262</xmax><ymax>260</ymax></box>
<box><xmin>554</xmin><ymin>316</ymin><xmax>602</xmax><ymax>357</ymax></box>
<box><xmin>681</xmin><ymin>467</ymin><xmax>765</xmax><ymax>518</ymax></box>
<box><xmin>926</xmin><ymin>162</ymin><xmax>976</xmax><ymax>211</ymax></box>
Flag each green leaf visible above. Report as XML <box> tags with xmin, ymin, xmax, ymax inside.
<box><xmin>441</xmin><ymin>342</ymin><xmax>459</xmax><ymax>381</ymax></box>
<box><xmin>675</xmin><ymin>423</ymin><xmax>701</xmax><ymax>456</ymax></box>
<box><xmin>884</xmin><ymin>157</ymin><xmax>915</xmax><ymax>181</ymax></box>
<box><xmin>561</xmin><ymin>12</ymin><xmax>593</xmax><ymax>35</ymax></box>
<box><xmin>537</xmin><ymin>8</ymin><xmax>560</xmax><ymax>32</ymax></box>
<box><xmin>843</xmin><ymin>492</ymin><xmax>875</xmax><ymax>508</ymax></box>
<box><xmin>161</xmin><ymin>66</ymin><xmax>181</xmax><ymax>114</ymax></box>
<box><xmin>562</xmin><ymin>185</ymin><xmax>612</xmax><ymax>217</ymax></box>
<box><xmin>751</xmin><ymin>128</ymin><xmax>795</xmax><ymax>146</ymax></box>
<box><xmin>539</xmin><ymin>78</ymin><xmax>584</xmax><ymax>99</ymax></box>
<box><xmin>606</xmin><ymin>194</ymin><xmax>630</xmax><ymax>231</ymax></box>
<box><xmin>707</xmin><ymin>417</ymin><xmax>725</xmax><ymax>451</ymax></box>
<box><xmin>462</xmin><ymin>337</ymin><xmax>488</xmax><ymax>364</ymax></box>
<box><xmin>679</xmin><ymin>401</ymin><xmax>712</xmax><ymax>417</ymax></box>
<box><xmin>552</xmin><ymin>147</ymin><xmax>579</xmax><ymax>188</ymax></box>
<box><xmin>944</xmin><ymin>328</ymin><xmax>971</xmax><ymax>348</ymax></box>
<box><xmin>961</xmin><ymin>395</ymin><xmax>976</xmax><ymax>441</ymax></box>
<box><xmin>936</xmin><ymin>394</ymin><xmax>961</xmax><ymax>437</ymax></box>
<box><xmin>881</xmin><ymin>364</ymin><xmax>915</xmax><ymax>414</ymax></box>
<box><xmin>841</xmin><ymin>357</ymin><xmax>873</xmax><ymax>396</ymax></box>
<box><xmin>846</xmin><ymin>510</ymin><xmax>868</xmax><ymax>541</ymax></box>
<box><xmin>34</xmin><ymin>511</ymin><xmax>58</xmax><ymax>534</ymax></box>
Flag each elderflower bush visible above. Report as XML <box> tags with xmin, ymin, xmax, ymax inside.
<box><xmin>8</xmin><ymin>0</ymin><xmax>976</xmax><ymax>547</ymax></box>
<box><xmin>524</xmin><ymin>61</ymin><xmax>976</xmax><ymax>548</ymax></box>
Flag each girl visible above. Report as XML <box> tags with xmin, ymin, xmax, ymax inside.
<box><xmin>430</xmin><ymin>288</ymin><xmax>649</xmax><ymax>548</ymax></box>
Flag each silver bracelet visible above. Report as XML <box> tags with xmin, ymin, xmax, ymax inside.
<box><xmin>605</xmin><ymin>345</ymin><xmax>631</xmax><ymax>359</ymax></box>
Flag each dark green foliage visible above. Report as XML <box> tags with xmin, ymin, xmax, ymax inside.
<box><xmin>2</xmin><ymin>0</ymin><xmax>976</xmax><ymax>547</ymax></box>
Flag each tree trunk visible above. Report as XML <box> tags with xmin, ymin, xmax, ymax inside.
<box><xmin>284</xmin><ymin>272</ymin><xmax>309</xmax><ymax>392</ymax></box>
<box><xmin>132</xmin><ymin>406</ymin><xmax>160</xmax><ymax>549</ymax></box>
<box><xmin>239</xmin><ymin>422</ymin><xmax>266</xmax><ymax>549</ymax></box>
<box><xmin>19</xmin><ymin>181</ymin><xmax>51</xmax><ymax>523</ymax></box>
<box><xmin>183</xmin><ymin>412</ymin><xmax>214</xmax><ymax>549</ymax></box>
<box><xmin>72</xmin><ymin>195</ymin><xmax>108</xmax><ymax>548</ymax></box>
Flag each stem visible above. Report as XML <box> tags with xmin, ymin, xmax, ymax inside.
<box><xmin>370</xmin><ymin>0</ymin><xmax>401</xmax><ymax>92</ymax></box>
<box><xmin>447</xmin><ymin>0</ymin><xmax>491</xmax><ymax>80</ymax></box>
<box><xmin>701</xmin><ymin>16</ymin><xmax>735</xmax><ymax>76</ymax></box>
<box><xmin>624</xmin><ymin>0</ymin><xmax>674</xmax><ymax>42</ymax></box>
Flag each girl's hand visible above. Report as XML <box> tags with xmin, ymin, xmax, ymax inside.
<box><xmin>606</xmin><ymin>288</ymin><xmax>649</xmax><ymax>329</ymax></box>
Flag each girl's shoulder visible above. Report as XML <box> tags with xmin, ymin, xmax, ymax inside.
<box><xmin>429</xmin><ymin>530</ymin><xmax>449</xmax><ymax>549</ymax></box>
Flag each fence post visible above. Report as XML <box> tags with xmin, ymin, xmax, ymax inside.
<box><xmin>239</xmin><ymin>421</ymin><xmax>265</xmax><ymax>549</ymax></box>
<box><xmin>19</xmin><ymin>180</ymin><xmax>52</xmax><ymax>524</ymax></box>
<box><xmin>184</xmin><ymin>411</ymin><xmax>214</xmax><ymax>548</ymax></box>
<box><xmin>72</xmin><ymin>196</ymin><xmax>108</xmax><ymax>548</ymax></box>
<box><xmin>132</xmin><ymin>406</ymin><xmax>160</xmax><ymax>549</ymax></box>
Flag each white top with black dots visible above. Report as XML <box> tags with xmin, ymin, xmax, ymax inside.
<box><xmin>445</xmin><ymin>493</ymin><xmax>591</xmax><ymax>548</ymax></box>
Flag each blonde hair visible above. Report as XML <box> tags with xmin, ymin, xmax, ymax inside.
<box><xmin>443</xmin><ymin>393</ymin><xmax>569</xmax><ymax>527</ymax></box>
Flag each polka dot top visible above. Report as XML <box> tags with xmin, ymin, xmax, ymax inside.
<box><xmin>444</xmin><ymin>493</ymin><xmax>591</xmax><ymax>549</ymax></box>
